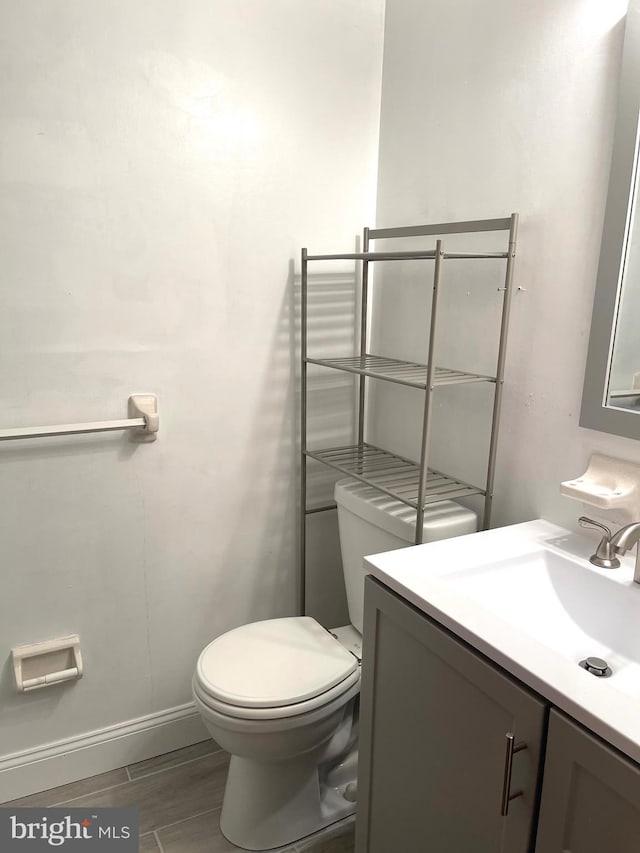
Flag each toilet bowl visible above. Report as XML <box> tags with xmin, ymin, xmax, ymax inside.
<box><xmin>193</xmin><ymin>617</ymin><xmax>360</xmax><ymax>851</ymax></box>
<box><xmin>193</xmin><ymin>479</ymin><xmax>477</xmax><ymax>850</ymax></box>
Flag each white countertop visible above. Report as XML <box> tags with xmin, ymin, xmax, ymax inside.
<box><xmin>364</xmin><ymin>519</ymin><xmax>640</xmax><ymax>764</ymax></box>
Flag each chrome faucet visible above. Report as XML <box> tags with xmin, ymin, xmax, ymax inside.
<box><xmin>579</xmin><ymin>517</ymin><xmax>640</xmax><ymax>583</ymax></box>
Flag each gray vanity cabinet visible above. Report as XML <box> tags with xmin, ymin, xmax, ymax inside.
<box><xmin>356</xmin><ymin>577</ymin><xmax>546</xmax><ymax>853</ymax></box>
<box><xmin>535</xmin><ymin>710</ymin><xmax>640</xmax><ymax>853</ymax></box>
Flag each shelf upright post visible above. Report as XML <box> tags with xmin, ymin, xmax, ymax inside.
<box><xmin>357</xmin><ymin>228</ymin><xmax>370</xmax><ymax>464</ymax></box>
<box><xmin>483</xmin><ymin>212</ymin><xmax>519</xmax><ymax>530</ymax></box>
<box><xmin>415</xmin><ymin>239</ymin><xmax>444</xmax><ymax>545</ymax></box>
<box><xmin>299</xmin><ymin>247</ymin><xmax>309</xmax><ymax>616</ymax></box>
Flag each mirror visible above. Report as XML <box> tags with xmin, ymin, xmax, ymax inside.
<box><xmin>581</xmin><ymin>0</ymin><xmax>640</xmax><ymax>439</ymax></box>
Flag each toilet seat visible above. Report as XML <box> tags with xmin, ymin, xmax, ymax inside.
<box><xmin>194</xmin><ymin>616</ymin><xmax>360</xmax><ymax>721</ymax></box>
<box><xmin>193</xmin><ymin>669</ymin><xmax>360</xmax><ymax>721</ymax></box>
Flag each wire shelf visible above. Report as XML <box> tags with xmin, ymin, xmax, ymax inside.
<box><xmin>306</xmin><ymin>354</ymin><xmax>495</xmax><ymax>390</ymax></box>
<box><xmin>305</xmin><ymin>442</ymin><xmax>484</xmax><ymax>509</ymax></box>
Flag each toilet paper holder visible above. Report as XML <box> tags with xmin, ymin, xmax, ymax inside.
<box><xmin>12</xmin><ymin>634</ymin><xmax>83</xmax><ymax>692</ymax></box>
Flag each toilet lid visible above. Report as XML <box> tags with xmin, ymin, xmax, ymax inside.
<box><xmin>196</xmin><ymin>617</ymin><xmax>358</xmax><ymax>709</ymax></box>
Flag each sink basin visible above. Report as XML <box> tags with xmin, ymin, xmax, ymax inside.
<box><xmin>364</xmin><ymin>519</ymin><xmax>640</xmax><ymax>762</ymax></box>
<box><xmin>446</xmin><ymin>544</ymin><xmax>640</xmax><ymax>698</ymax></box>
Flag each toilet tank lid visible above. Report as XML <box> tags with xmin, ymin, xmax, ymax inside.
<box><xmin>334</xmin><ymin>478</ymin><xmax>477</xmax><ymax>543</ymax></box>
<box><xmin>196</xmin><ymin>617</ymin><xmax>358</xmax><ymax>709</ymax></box>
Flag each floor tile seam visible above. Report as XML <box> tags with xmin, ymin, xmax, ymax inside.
<box><xmin>127</xmin><ymin>748</ymin><xmax>225</xmax><ymax>781</ymax></box>
<box><xmin>48</xmin><ymin>777</ymin><xmax>134</xmax><ymax>807</ymax></box>
<box><xmin>153</xmin><ymin>829</ymin><xmax>166</xmax><ymax>853</ymax></box>
<box><xmin>152</xmin><ymin>806</ymin><xmax>220</xmax><ymax>835</ymax></box>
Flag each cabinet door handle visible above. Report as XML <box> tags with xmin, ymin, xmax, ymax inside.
<box><xmin>500</xmin><ymin>732</ymin><xmax>527</xmax><ymax>816</ymax></box>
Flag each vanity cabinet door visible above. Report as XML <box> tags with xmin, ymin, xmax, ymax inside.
<box><xmin>535</xmin><ymin>710</ymin><xmax>640</xmax><ymax>853</ymax></box>
<box><xmin>356</xmin><ymin>577</ymin><xmax>546</xmax><ymax>853</ymax></box>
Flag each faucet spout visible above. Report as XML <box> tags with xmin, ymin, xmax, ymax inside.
<box><xmin>610</xmin><ymin>522</ymin><xmax>640</xmax><ymax>552</ymax></box>
<box><xmin>609</xmin><ymin>523</ymin><xmax>640</xmax><ymax>584</ymax></box>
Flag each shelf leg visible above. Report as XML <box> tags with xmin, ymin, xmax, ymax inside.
<box><xmin>416</xmin><ymin>240</ymin><xmax>444</xmax><ymax>544</ymax></box>
<box><xmin>357</xmin><ymin>227</ymin><xmax>370</xmax><ymax>448</ymax></box>
<box><xmin>483</xmin><ymin>212</ymin><xmax>519</xmax><ymax>529</ymax></box>
<box><xmin>300</xmin><ymin>248</ymin><xmax>308</xmax><ymax>616</ymax></box>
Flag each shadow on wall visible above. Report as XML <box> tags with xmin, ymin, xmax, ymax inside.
<box><xmin>298</xmin><ymin>265</ymin><xmax>360</xmax><ymax>628</ymax></box>
<box><xmin>200</xmin><ymin>262</ymin><xmax>359</xmax><ymax>632</ymax></box>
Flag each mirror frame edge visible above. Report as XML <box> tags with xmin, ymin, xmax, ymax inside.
<box><xmin>580</xmin><ymin>0</ymin><xmax>640</xmax><ymax>440</ymax></box>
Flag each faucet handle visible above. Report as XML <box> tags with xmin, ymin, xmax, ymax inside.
<box><xmin>578</xmin><ymin>517</ymin><xmax>620</xmax><ymax>568</ymax></box>
<box><xmin>578</xmin><ymin>516</ymin><xmax>612</xmax><ymax>538</ymax></box>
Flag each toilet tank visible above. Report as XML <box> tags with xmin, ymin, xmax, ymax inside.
<box><xmin>334</xmin><ymin>478</ymin><xmax>477</xmax><ymax>634</ymax></box>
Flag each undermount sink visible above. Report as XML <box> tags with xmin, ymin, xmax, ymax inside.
<box><xmin>364</xmin><ymin>518</ymin><xmax>640</xmax><ymax>762</ymax></box>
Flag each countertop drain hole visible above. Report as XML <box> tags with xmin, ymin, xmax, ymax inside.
<box><xmin>579</xmin><ymin>656</ymin><xmax>612</xmax><ymax>677</ymax></box>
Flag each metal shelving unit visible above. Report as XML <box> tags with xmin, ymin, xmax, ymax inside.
<box><xmin>299</xmin><ymin>214</ymin><xmax>519</xmax><ymax>613</ymax></box>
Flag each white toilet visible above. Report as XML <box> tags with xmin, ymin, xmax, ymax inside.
<box><xmin>192</xmin><ymin>479</ymin><xmax>477</xmax><ymax>851</ymax></box>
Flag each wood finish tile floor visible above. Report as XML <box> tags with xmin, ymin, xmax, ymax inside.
<box><xmin>3</xmin><ymin>740</ymin><xmax>355</xmax><ymax>853</ymax></box>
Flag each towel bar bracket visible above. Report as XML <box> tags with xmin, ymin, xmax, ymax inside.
<box><xmin>128</xmin><ymin>393</ymin><xmax>159</xmax><ymax>442</ymax></box>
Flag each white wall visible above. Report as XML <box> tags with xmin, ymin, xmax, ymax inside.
<box><xmin>371</xmin><ymin>0</ymin><xmax>640</xmax><ymax>532</ymax></box>
<box><xmin>0</xmin><ymin>0</ymin><xmax>384</xmax><ymax>771</ymax></box>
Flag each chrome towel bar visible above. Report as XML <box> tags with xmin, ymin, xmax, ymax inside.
<box><xmin>0</xmin><ymin>393</ymin><xmax>159</xmax><ymax>442</ymax></box>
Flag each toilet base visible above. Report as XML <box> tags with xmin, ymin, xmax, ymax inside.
<box><xmin>220</xmin><ymin>747</ymin><xmax>358</xmax><ymax>851</ymax></box>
